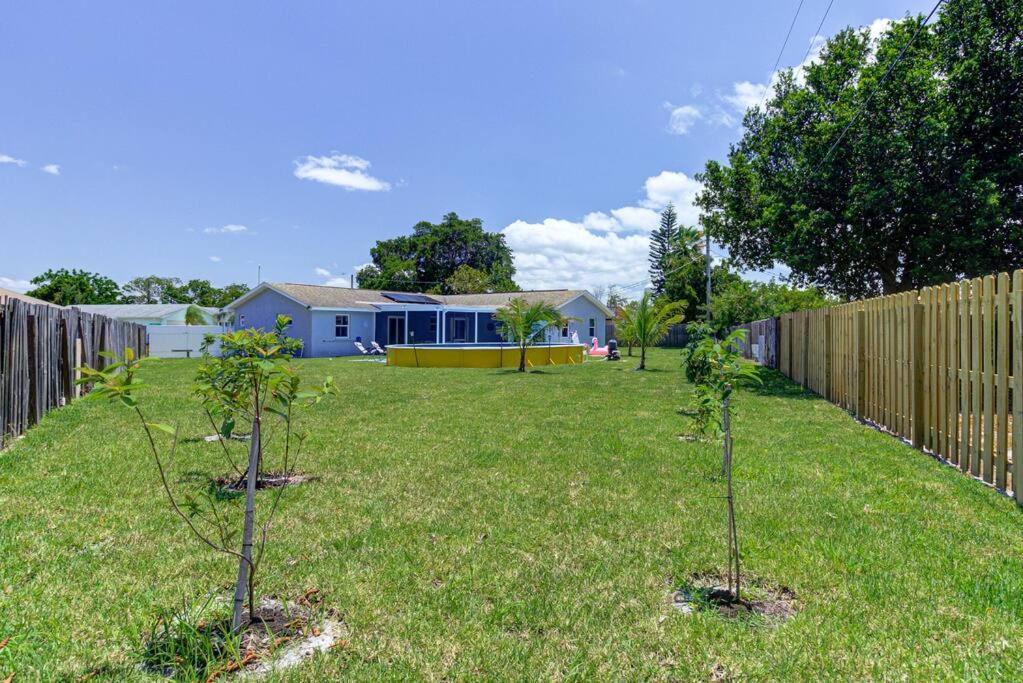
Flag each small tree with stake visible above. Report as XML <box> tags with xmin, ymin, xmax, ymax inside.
<box><xmin>685</xmin><ymin>329</ymin><xmax>760</xmax><ymax>600</ymax></box>
<box><xmin>80</xmin><ymin>315</ymin><xmax>335</xmax><ymax>634</ymax></box>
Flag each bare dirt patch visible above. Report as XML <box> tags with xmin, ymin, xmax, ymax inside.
<box><xmin>672</xmin><ymin>573</ymin><xmax>797</xmax><ymax>622</ymax></box>
<box><xmin>214</xmin><ymin>471</ymin><xmax>317</xmax><ymax>491</ymax></box>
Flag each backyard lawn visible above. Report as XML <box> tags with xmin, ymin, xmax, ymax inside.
<box><xmin>3</xmin><ymin>348</ymin><xmax>1023</xmax><ymax>680</ymax></box>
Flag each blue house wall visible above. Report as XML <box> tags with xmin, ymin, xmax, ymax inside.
<box><xmin>309</xmin><ymin>310</ymin><xmax>375</xmax><ymax>357</ymax></box>
<box><xmin>233</xmin><ymin>289</ymin><xmax>313</xmax><ymax>356</ymax></box>
<box><xmin>476</xmin><ymin>312</ymin><xmax>504</xmax><ymax>343</ymax></box>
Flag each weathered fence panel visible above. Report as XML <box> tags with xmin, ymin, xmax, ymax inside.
<box><xmin>0</xmin><ymin>298</ymin><xmax>147</xmax><ymax>449</ymax></box>
<box><xmin>751</xmin><ymin>269</ymin><xmax>1022</xmax><ymax>501</ymax></box>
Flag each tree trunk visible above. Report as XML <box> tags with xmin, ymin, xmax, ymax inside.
<box><xmin>519</xmin><ymin>344</ymin><xmax>527</xmax><ymax>372</ymax></box>
<box><xmin>232</xmin><ymin>414</ymin><xmax>261</xmax><ymax>631</ymax></box>
<box><xmin>627</xmin><ymin>342</ymin><xmax>633</xmax><ymax>357</ymax></box>
<box><xmin>639</xmin><ymin>344</ymin><xmax>646</xmax><ymax>370</ymax></box>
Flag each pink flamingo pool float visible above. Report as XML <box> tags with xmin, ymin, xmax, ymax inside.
<box><xmin>588</xmin><ymin>337</ymin><xmax>609</xmax><ymax>356</ymax></box>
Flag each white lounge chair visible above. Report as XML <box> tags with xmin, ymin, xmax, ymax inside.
<box><xmin>353</xmin><ymin>341</ymin><xmax>370</xmax><ymax>355</ymax></box>
<box><xmin>371</xmin><ymin>341</ymin><xmax>386</xmax><ymax>354</ymax></box>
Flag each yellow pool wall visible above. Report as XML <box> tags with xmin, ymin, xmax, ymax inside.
<box><xmin>386</xmin><ymin>344</ymin><xmax>586</xmax><ymax>368</ymax></box>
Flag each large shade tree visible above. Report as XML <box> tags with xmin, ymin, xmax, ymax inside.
<box><xmin>26</xmin><ymin>269</ymin><xmax>121</xmax><ymax>305</ymax></box>
<box><xmin>697</xmin><ymin>1</ymin><xmax>1023</xmax><ymax>299</ymax></box>
<box><xmin>357</xmin><ymin>212</ymin><xmax>518</xmax><ymax>293</ymax></box>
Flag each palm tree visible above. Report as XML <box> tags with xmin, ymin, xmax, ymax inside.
<box><xmin>615</xmin><ymin>301</ymin><xmax>639</xmax><ymax>356</ymax></box>
<box><xmin>494</xmin><ymin>298</ymin><xmax>567</xmax><ymax>372</ymax></box>
<box><xmin>184</xmin><ymin>304</ymin><xmax>209</xmax><ymax>326</ymax></box>
<box><xmin>624</xmin><ymin>291</ymin><xmax>685</xmax><ymax>370</ymax></box>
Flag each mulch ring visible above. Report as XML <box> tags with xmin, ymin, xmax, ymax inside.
<box><xmin>671</xmin><ymin>573</ymin><xmax>797</xmax><ymax>622</ymax></box>
<box><xmin>146</xmin><ymin>590</ymin><xmax>347</xmax><ymax>680</ymax></box>
<box><xmin>214</xmin><ymin>471</ymin><xmax>317</xmax><ymax>491</ymax></box>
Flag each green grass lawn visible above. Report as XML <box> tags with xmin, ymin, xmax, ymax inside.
<box><xmin>3</xmin><ymin>348</ymin><xmax>1023</xmax><ymax>680</ymax></box>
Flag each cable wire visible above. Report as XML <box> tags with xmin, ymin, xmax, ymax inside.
<box><xmin>813</xmin><ymin>0</ymin><xmax>944</xmax><ymax>171</ymax></box>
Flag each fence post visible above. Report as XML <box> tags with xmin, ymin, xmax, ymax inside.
<box><xmin>802</xmin><ymin>312</ymin><xmax>810</xmax><ymax>390</ymax></box>
<box><xmin>911</xmin><ymin>301</ymin><xmax>925</xmax><ymax>448</ymax></box>
<box><xmin>855</xmin><ymin>309</ymin><xmax>865</xmax><ymax>418</ymax></box>
<box><xmin>74</xmin><ymin>337</ymin><xmax>82</xmax><ymax>398</ymax></box>
<box><xmin>1014</xmin><ymin>270</ymin><xmax>1022</xmax><ymax>504</ymax></box>
<box><xmin>824</xmin><ymin>310</ymin><xmax>832</xmax><ymax>400</ymax></box>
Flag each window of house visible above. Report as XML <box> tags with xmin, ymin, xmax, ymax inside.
<box><xmin>588</xmin><ymin>318</ymin><xmax>596</xmax><ymax>338</ymax></box>
<box><xmin>561</xmin><ymin>325</ymin><xmax>569</xmax><ymax>337</ymax></box>
<box><xmin>429</xmin><ymin>316</ymin><xmax>437</xmax><ymax>336</ymax></box>
<box><xmin>334</xmin><ymin>314</ymin><xmax>350</xmax><ymax>338</ymax></box>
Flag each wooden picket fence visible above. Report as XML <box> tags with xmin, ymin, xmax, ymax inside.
<box><xmin>769</xmin><ymin>270</ymin><xmax>1023</xmax><ymax>502</ymax></box>
<box><xmin>0</xmin><ymin>297</ymin><xmax>147</xmax><ymax>449</ymax></box>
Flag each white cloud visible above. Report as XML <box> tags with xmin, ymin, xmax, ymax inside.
<box><xmin>503</xmin><ymin>219</ymin><xmax>651</xmax><ymax>293</ymax></box>
<box><xmin>664</xmin><ymin>103</ymin><xmax>703</xmax><ymax>135</ymax></box>
<box><xmin>723</xmin><ymin>81</ymin><xmax>769</xmax><ymax>113</ymax></box>
<box><xmin>0</xmin><ymin>276</ymin><xmax>31</xmax><ymax>292</ymax></box>
<box><xmin>0</xmin><ymin>154</ymin><xmax>26</xmax><ymax>167</ymax></box>
<box><xmin>641</xmin><ymin>171</ymin><xmax>703</xmax><ymax>224</ymax></box>
<box><xmin>314</xmin><ymin>267</ymin><xmax>351</xmax><ymax>288</ymax></box>
<box><xmin>41</xmin><ymin>164</ymin><xmax>60</xmax><ymax>175</ymax></box>
<box><xmin>204</xmin><ymin>224</ymin><xmax>248</xmax><ymax>234</ymax></box>
<box><xmin>293</xmin><ymin>153</ymin><xmax>391</xmax><ymax>192</ymax></box>
<box><xmin>610</xmin><ymin>206</ymin><xmax>661</xmax><ymax>232</ymax></box>
<box><xmin>209</xmin><ymin>256</ymin><xmax>222</xmax><ymax>262</ymax></box>
<box><xmin>501</xmin><ymin>169</ymin><xmax>705</xmax><ymax>293</ymax></box>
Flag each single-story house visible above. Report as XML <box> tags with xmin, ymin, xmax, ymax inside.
<box><xmin>226</xmin><ymin>283</ymin><xmax>613</xmax><ymax>357</ymax></box>
<box><xmin>0</xmin><ymin>287</ymin><xmax>59</xmax><ymax>306</ymax></box>
<box><xmin>73</xmin><ymin>303</ymin><xmax>225</xmax><ymax>326</ymax></box>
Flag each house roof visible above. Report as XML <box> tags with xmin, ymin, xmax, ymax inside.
<box><xmin>73</xmin><ymin>303</ymin><xmax>220</xmax><ymax>319</ymax></box>
<box><xmin>261</xmin><ymin>283</ymin><xmax>395</xmax><ymax>310</ymax></box>
<box><xmin>0</xmin><ymin>287</ymin><xmax>60</xmax><ymax>307</ymax></box>
<box><xmin>230</xmin><ymin>283</ymin><xmax>612</xmax><ymax>316</ymax></box>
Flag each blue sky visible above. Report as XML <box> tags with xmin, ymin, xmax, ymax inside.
<box><xmin>0</xmin><ymin>0</ymin><xmax>932</xmax><ymax>296</ymax></box>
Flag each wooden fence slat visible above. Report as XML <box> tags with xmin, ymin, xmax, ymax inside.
<box><xmin>1014</xmin><ymin>270</ymin><xmax>1022</xmax><ymax>503</ymax></box>
<box><xmin>996</xmin><ymin>272</ymin><xmax>1010</xmax><ymax>490</ymax></box>
<box><xmin>0</xmin><ymin>300</ymin><xmax>146</xmax><ymax>450</ymax></box>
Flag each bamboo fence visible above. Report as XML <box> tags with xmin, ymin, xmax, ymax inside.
<box><xmin>765</xmin><ymin>270</ymin><xmax>1022</xmax><ymax>502</ymax></box>
<box><xmin>0</xmin><ymin>297</ymin><xmax>147</xmax><ymax>449</ymax></box>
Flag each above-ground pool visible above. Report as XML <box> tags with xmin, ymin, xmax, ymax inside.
<box><xmin>386</xmin><ymin>343</ymin><xmax>586</xmax><ymax>368</ymax></box>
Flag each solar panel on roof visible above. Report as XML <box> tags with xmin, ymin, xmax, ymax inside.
<box><xmin>382</xmin><ymin>292</ymin><xmax>441</xmax><ymax>304</ymax></box>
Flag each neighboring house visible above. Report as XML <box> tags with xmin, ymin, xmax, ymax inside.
<box><xmin>72</xmin><ymin>303</ymin><xmax>223</xmax><ymax>326</ymax></box>
<box><xmin>0</xmin><ymin>287</ymin><xmax>60</xmax><ymax>306</ymax></box>
<box><xmin>227</xmin><ymin>283</ymin><xmax>612</xmax><ymax>358</ymax></box>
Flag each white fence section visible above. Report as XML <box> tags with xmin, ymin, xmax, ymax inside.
<box><xmin>146</xmin><ymin>325</ymin><xmax>224</xmax><ymax>358</ymax></box>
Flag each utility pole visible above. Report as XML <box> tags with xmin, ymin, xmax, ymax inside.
<box><xmin>350</xmin><ymin>273</ymin><xmax>355</xmax><ymax>289</ymax></box>
<box><xmin>257</xmin><ymin>264</ymin><xmax>262</xmax><ymax>285</ymax></box>
<box><xmin>704</xmin><ymin>226</ymin><xmax>712</xmax><ymax>321</ymax></box>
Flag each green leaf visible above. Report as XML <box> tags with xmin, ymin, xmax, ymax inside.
<box><xmin>146</xmin><ymin>423</ymin><xmax>176</xmax><ymax>436</ymax></box>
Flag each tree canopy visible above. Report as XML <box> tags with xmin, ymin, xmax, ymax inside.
<box><xmin>25</xmin><ymin>270</ymin><xmax>248</xmax><ymax>308</ymax></box>
<box><xmin>25</xmin><ymin>269</ymin><xmax>121</xmax><ymax>305</ymax></box>
<box><xmin>120</xmin><ymin>276</ymin><xmax>248</xmax><ymax>307</ymax></box>
<box><xmin>708</xmin><ymin>279</ymin><xmax>835</xmax><ymax>331</ymax></box>
<box><xmin>356</xmin><ymin>212</ymin><xmax>518</xmax><ymax>293</ymax></box>
<box><xmin>697</xmin><ymin>1</ymin><xmax>1023</xmax><ymax>299</ymax></box>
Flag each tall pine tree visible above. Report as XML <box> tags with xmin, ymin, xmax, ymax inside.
<box><xmin>649</xmin><ymin>202</ymin><xmax>678</xmax><ymax>295</ymax></box>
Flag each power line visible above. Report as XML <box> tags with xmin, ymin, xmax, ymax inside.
<box><xmin>758</xmin><ymin>0</ymin><xmax>809</xmax><ymax>108</ymax></box>
<box><xmin>799</xmin><ymin>0</ymin><xmax>837</xmax><ymax>68</ymax></box>
<box><xmin>814</xmin><ymin>0</ymin><xmax>944</xmax><ymax>171</ymax></box>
